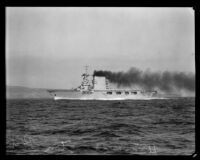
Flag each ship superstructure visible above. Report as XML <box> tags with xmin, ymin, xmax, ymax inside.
<box><xmin>48</xmin><ymin>66</ymin><xmax>157</xmax><ymax>100</ymax></box>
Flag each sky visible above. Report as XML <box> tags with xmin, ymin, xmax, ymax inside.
<box><xmin>6</xmin><ymin>7</ymin><xmax>195</xmax><ymax>89</ymax></box>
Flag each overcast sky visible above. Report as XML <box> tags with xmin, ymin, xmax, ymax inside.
<box><xmin>6</xmin><ymin>7</ymin><xmax>195</xmax><ymax>89</ymax></box>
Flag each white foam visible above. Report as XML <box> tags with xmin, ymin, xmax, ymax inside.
<box><xmin>54</xmin><ymin>96</ymin><xmax>168</xmax><ymax>101</ymax></box>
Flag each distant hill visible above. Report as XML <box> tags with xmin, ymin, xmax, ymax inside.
<box><xmin>6</xmin><ymin>86</ymin><xmax>52</xmax><ymax>99</ymax></box>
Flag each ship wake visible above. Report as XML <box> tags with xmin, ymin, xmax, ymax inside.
<box><xmin>54</xmin><ymin>96</ymin><xmax>168</xmax><ymax>101</ymax></box>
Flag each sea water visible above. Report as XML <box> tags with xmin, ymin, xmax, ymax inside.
<box><xmin>6</xmin><ymin>98</ymin><xmax>195</xmax><ymax>155</ymax></box>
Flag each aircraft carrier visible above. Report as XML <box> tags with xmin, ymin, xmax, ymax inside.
<box><xmin>48</xmin><ymin>66</ymin><xmax>158</xmax><ymax>100</ymax></box>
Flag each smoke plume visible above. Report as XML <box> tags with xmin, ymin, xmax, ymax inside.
<box><xmin>93</xmin><ymin>67</ymin><xmax>195</xmax><ymax>93</ymax></box>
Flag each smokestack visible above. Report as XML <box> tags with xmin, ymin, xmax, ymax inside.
<box><xmin>93</xmin><ymin>67</ymin><xmax>195</xmax><ymax>93</ymax></box>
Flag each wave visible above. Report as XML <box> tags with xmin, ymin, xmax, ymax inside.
<box><xmin>93</xmin><ymin>131</ymin><xmax>120</xmax><ymax>137</ymax></box>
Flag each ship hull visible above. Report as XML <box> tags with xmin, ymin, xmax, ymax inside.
<box><xmin>49</xmin><ymin>90</ymin><xmax>158</xmax><ymax>100</ymax></box>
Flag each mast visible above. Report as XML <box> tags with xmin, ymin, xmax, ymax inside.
<box><xmin>85</xmin><ymin>65</ymin><xmax>88</xmax><ymax>75</ymax></box>
<box><xmin>80</xmin><ymin>65</ymin><xmax>91</xmax><ymax>91</ymax></box>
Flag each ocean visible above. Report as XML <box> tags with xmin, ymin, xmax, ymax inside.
<box><xmin>6</xmin><ymin>98</ymin><xmax>195</xmax><ymax>155</ymax></box>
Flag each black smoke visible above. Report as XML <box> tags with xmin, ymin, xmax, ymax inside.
<box><xmin>93</xmin><ymin>67</ymin><xmax>195</xmax><ymax>92</ymax></box>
